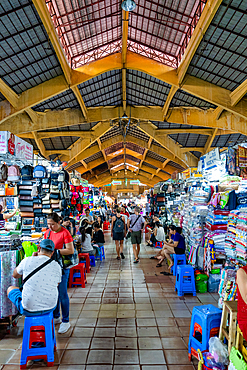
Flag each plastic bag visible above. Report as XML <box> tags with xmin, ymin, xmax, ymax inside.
<box><xmin>209</xmin><ymin>337</ymin><xmax>229</xmax><ymax>365</ymax></box>
<box><xmin>228</xmin><ymin>362</ymin><xmax>237</xmax><ymax>370</ymax></box>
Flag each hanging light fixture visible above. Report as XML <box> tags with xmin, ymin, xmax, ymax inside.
<box><xmin>121</xmin><ymin>0</ymin><xmax>136</xmax><ymax>12</ymax></box>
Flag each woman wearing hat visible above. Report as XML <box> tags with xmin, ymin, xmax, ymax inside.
<box><xmin>44</xmin><ymin>212</ymin><xmax>74</xmax><ymax>334</ymax></box>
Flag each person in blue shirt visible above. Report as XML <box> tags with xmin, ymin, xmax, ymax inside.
<box><xmin>157</xmin><ymin>225</ymin><xmax>185</xmax><ymax>270</ymax></box>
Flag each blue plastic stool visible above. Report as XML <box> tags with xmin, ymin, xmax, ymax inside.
<box><xmin>95</xmin><ymin>245</ymin><xmax>105</xmax><ymax>262</ymax></box>
<box><xmin>89</xmin><ymin>255</ymin><xmax>96</xmax><ymax>267</ymax></box>
<box><xmin>175</xmin><ymin>264</ymin><xmax>196</xmax><ymax>297</ymax></box>
<box><xmin>20</xmin><ymin>311</ymin><xmax>56</xmax><ymax>369</ymax></box>
<box><xmin>155</xmin><ymin>241</ymin><xmax>163</xmax><ymax>249</ymax></box>
<box><xmin>171</xmin><ymin>254</ymin><xmax>187</xmax><ymax>276</ymax></box>
<box><xmin>188</xmin><ymin>304</ymin><xmax>222</xmax><ymax>361</ymax></box>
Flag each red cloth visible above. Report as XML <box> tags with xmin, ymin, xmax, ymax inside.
<box><xmin>121</xmin><ymin>211</ymin><xmax>129</xmax><ymax>217</ymax></box>
<box><xmin>44</xmin><ymin>227</ymin><xmax>73</xmax><ymax>250</ymax></box>
<box><xmin>237</xmin><ymin>266</ymin><xmax>247</xmax><ymax>340</ymax></box>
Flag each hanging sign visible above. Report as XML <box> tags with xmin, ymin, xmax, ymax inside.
<box><xmin>0</xmin><ymin>131</ymin><xmax>33</xmax><ymax>160</ymax></box>
<box><xmin>200</xmin><ymin>148</ymin><xmax>220</xmax><ymax>171</ymax></box>
<box><xmin>112</xmin><ymin>180</ymin><xmax>122</xmax><ymax>185</ymax></box>
<box><xmin>130</xmin><ymin>180</ymin><xmax>140</xmax><ymax>185</ymax></box>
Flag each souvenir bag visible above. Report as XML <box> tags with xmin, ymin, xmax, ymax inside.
<box><xmin>8</xmin><ymin>165</ymin><xmax>20</xmax><ymax>182</ymax></box>
<box><xmin>33</xmin><ymin>165</ymin><xmax>47</xmax><ymax>178</ymax></box>
<box><xmin>0</xmin><ymin>164</ymin><xmax>8</xmax><ymax>182</ymax></box>
<box><xmin>47</xmin><ymin>229</ymin><xmax>79</xmax><ymax>269</ymax></box>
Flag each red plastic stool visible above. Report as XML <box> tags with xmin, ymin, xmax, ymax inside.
<box><xmin>155</xmin><ymin>241</ymin><xmax>163</xmax><ymax>249</ymax></box>
<box><xmin>69</xmin><ymin>264</ymin><xmax>87</xmax><ymax>288</ymax></box>
<box><xmin>79</xmin><ymin>253</ymin><xmax>91</xmax><ymax>273</ymax></box>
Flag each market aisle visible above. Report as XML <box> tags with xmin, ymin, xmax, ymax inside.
<box><xmin>0</xmin><ymin>232</ymin><xmax>219</xmax><ymax>369</ymax></box>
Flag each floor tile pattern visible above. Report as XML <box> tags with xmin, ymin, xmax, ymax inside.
<box><xmin>0</xmin><ymin>232</ymin><xmax>219</xmax><ymax>369</ymax></box>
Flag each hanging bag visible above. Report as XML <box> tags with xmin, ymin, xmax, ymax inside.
<box><xmin>126</xmin><ymin>215</ymin><xmax>141</xmax><ymax>239</ymax></box>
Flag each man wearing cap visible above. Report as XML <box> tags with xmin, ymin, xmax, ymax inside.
<box><xmin>127</xmin><ymin>206</ymin><xmax>146</xmax><ymax>264</ymax></box>
<box><xmin>7</xmin><ymin>239</ymin><xmax>62</xmax><ymax>317</ymax></box>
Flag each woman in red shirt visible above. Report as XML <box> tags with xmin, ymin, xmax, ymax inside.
<box><xmin>44</xmin><ymin>213</ymin><xmax>74</xmax><ymax>334</ymax></box>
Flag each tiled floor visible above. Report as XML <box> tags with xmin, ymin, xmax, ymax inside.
<box><xmin>0</xmin><ymin>232</ymin><xmax>219</xmax><ymax>369</ymax></box>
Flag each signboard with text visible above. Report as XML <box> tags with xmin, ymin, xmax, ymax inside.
<box><xmin>112</xmin><ymin>180</ymin><xmax>122</xmax><ymax>185</ymax></box>
<box><xmin>0</xmin><ymin>131</ymin><xmax>33</xmax><ymax>160</ymax></box>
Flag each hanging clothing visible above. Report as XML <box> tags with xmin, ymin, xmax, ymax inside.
<box><xmin>0</xmin><ymin>250</ymin><xmax>18</xmax><ymax>318</ymax></box>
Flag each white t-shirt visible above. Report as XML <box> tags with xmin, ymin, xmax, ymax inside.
<box><xmin>17</xmin><ymin>256</ymin><xmax>62</xmax><ymax>312</ymax></box>
<box><xmin>156</xmin><ymin>226</ymin><xmax>165</xmax><ymax>242</ymax></box>
<box><xmin>81</xmin><ymin>234</ymin><xmax>94</xmax><ymax>253</ymax></box>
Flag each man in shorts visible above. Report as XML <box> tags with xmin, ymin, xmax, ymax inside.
<box><xmin>128</xmin><ymin>206</ymin><xmax>146</xmax><ymax>264</ymax></box>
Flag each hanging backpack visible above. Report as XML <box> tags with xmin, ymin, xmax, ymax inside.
<box><xmin>8</xmin><ymin>165</ymin><xmax>20</xmax><ymax>182</ymax></box>
<box><xmin>58</xmin><ymin>171</ymin><xmax>65</xmax><ymax>182</ymax></box>
<box><xmin>21</xmin><ymin>165</ymin><xmax>33</xmax><ymax>180</ymax></box>
<box><xmin>33</xmin><ymin>165</ymin><xmax>47</xmax><ymax>178</ymax></box>
<box><xmin>0</xmin><ymin>164</ymin><xmax>8</xmax><ymax>182</ymax></box>
<box><xmin>114</xmin><ymin>216</ymin><xmax>125</xmax><ymax>234</ymax></box>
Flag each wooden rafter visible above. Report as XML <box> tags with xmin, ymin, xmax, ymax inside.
<box><xmin>1</xmin><ymin>50</ymin><xmax>247</xmax><ymax>124</ymax></box>
<box><xmin>32</xmin><ymin>0</ymin><xmax>88</xmax><ymax>120</ymax></box>
<box><xmin>122</xmin><ymin>10</ymin><xmax>129</xmax><ymax>112</ymax></box>
<box><xmin>177</xmin><ymin>0</ymin><xmax>223</xmax><ymax>84</ymax></box>
<box><xmin>162</xmin><ymin>86</ymin><xmax>178</xmax><ymax>118</ymax></box>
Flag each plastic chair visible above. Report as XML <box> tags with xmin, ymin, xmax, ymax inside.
<box><xmin>155</xmin><ymin>241</ymin><xmax>163</xmax><ymax>249</ymax></box>
<box><xmin>69</xmin><ymin>264</ymin><xmax>87</xmax><ymax>288</ymax></box>
<box><xmin>89</xmin><ymin>255</ymin><xmax>96</xmax><ymax>267</ymax></box>
<box><xmin>188</xmin><ymin>304</ymin><xmax>222</xmax><ymax>361</ymax></box>
<box><xmin>95</xmin><ymin>245</ymin><xmax>105</xmax><ymax>262</ymax></box>
<box><xmin>175</xmin><ymin>264</ymin><xmax>196</xmax><ymax>297</ymax></box>
<box><xmin>78</xmin><ymin>253</ymin><xmax>91</xmax><ymax>273</ymax></box>
<box><xmin>20</xmin><ymin>311</ymin><xmax>56</xmax><ymax>369</ymax></box>
<box><xmin>171</xmin><ymin>254</ymin><xmax>187</xmax><ymax>276</ymax></box>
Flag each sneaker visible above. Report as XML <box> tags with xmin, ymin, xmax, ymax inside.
<box><xmin>116</xmin><ymin>256</ymin><xmax>120</xmax><ymax>260</ymax></box>
<box><xmin>120</xmin><ymin>252</ymin><xmax>125</xmax><ymax>259</ymax></box>
<box><xmin>54</xmin><ymin>317</ymin><xmax>62</xmax><ymax>325</ymax></box>
<box><xmin>58</xmin><ymin>322</ymin><xmax>71</xmax><ymax>334</ymax></box>
<box><xmin>133</xmin><ymin>258</ymin><xmax>139</xmax><ymax>264</ymax></box>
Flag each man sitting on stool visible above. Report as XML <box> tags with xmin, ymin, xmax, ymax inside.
<box><xmin>7</xmin><ymin>239</ymin><xmax>61</xmax><ymax>316</ymax></box>
<box><xmin>157</xmin><ymin>225</ymin><xmax>185</xmax><ymax>272</ymax></box>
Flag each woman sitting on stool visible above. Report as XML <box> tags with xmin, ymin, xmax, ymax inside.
<box><xmin>157</xmin><ymin>225</ymin><xmax>185</xmax><ymax>270</ymax></box>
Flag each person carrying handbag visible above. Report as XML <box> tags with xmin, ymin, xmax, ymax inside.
<box><xmin>127</xmin><ymin>206</ymin><xmax>146</xmax><ymax>264</ymax></box>
<box><xmin>44</xmin><ymin>212</ymin><xmax>74</xmax><ymax>334</ymax></box>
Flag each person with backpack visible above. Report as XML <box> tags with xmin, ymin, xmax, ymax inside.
<box><xmin>111</xmin><ymin>207</ymin><xmax>126</xmax><ymax>260</ymax></box>
<box><xmin>127</xmin><ymin>206</ymin><xmax>146</xmax><ymax>264</ymax></box>
<box><xmin>44</xmin><ymin>212</ymin><xmax>74</xmax><ymax>334</ymax></box>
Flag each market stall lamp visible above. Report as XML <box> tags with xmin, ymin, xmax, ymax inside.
<box><xmin>121</xmin><ymin>0</ymin><xmax>136</xmax><ymax>11</ymax></box>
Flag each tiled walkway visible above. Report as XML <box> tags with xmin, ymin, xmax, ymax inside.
<box><xmin>0</xmin><ymin>232</ymin><xmax>219</xmax><ymax>369</ymax></box>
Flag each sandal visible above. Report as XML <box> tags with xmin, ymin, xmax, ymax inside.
<box><xmin>150</xmin><ymin>256</ymin><xmax>156</xmax><ymax>259</ymax></box>
<box><xmin>160</xmin><ymin>271</ymin><xmax>172</xmax><ymax>275</ymax></box>
<box><xmin>156</xmin><ymin>263</ymin><xmax>163</xmax><ymax>267</ymax></box>
<box><xmin>116</xmin><ymin>256</ymin><xmax>120</xmax><ymax>260</ymax></box>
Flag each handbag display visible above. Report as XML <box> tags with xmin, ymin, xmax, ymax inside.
<box><xmin>33</xmin><ymin>204</ymin><xmax>42</xmax><ymax>209</ymax></box>
<box><xmin>42</xmin><ymin>209</ymin><xmax>52</xmax><ymax>214</ymax></box>
<box><xmin>19</xmin><ymin>180</ymin><xmax>33</xmax><ymax>186</ymax></box>
<box><xmin>42</xmin><ymin>178</ymin><xmax>50</xmax><ymax>184</ymax></box>
<box><xmin>20</xmin><ymin>212</ymin><xmax>34</xmax><ymax>217</ymax></box>
<box><xmin>20</xmin><ymin>196</ymin><xmax>33</xmax><ymax>200</ymax></box>
<box><xmin>19</xmin><ymin>185</ymin><xmax>33</xmax><ymax>190</ymax></box>
<box><xmin>19</xmin><ymin>189</ymin><xmax>32</xmax><ymax>196</ymax></box>
<box><xmin>50</xmin><ymin>193</ymin><xmax>59</xmax><ymax>200</ymax></box>
<box><xmin>20</xmin><ymin>207</ymin><xmax>34</xmax><ymax>213</ymax></box>
<box><xmin>19</xmin><ymin>200</ymin><xmax>34</xmax><ymax>207</ymax></box>
<box><xmin>51</xmin><ymin>203</ymin><xmax>60</xmax><ymax>209</ymax></box>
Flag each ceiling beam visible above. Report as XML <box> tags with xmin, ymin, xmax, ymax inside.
<box><xmin>1</xmin><ymin>51</ymin><xmax>247</xmax><ymax>124</ymax></box>
<box><xmin>139</xmin><ymin>122</ymin><xmax>198</xmax><ymax>167</ymax></box>
<box><xmin>162</xmin><ymin>86</ymin><xmax>178</xmax><ymax>118</ymax></box>
<box><xmin>177</xmin><ymin>0</ymin><xmax>223</xmax><ymax>84</ymax></box>
<box><xmin>122</xmin><ymin>10</ymin><xmax>129</xmax><ymax>112</ymax></box>
<box><xmin>156</xmin><ymin>128</ymin><xmax>214</xmax><ymax>135</ymax></box>
<box><xmin>138</xmin><ymin>137</ymin><xmax>152</xmax><ymax>174</ymax></box>
<box><xmin>62</xmin><ymin>121</ymin><xmax>111</xmax><ymax>166</ymax></box>
<box><xmin>32</xmin><ymin>131</ymin><xmax>47</xmax><ymax>158</ymax></box>
<box><xmin>203</xmin><ymin>128</ymin><xmax>218</xmax><ymax>154</ymax></box>
<box><xmin>71</xmin><ymin>86</ymin><xmax>88</xmax><ymax>120</ymax></box>
<box><xmin>230</xmin><ymin>80</ymin><xmax>247</xmax><ymax>106</ymax></box>
<box><xmin>32</xmin><ymin>0</ymin><xmax>88</xmax><ymax>120</ymax></box>
<box><xmin>0</xmin><ymin>78</ymin><xmax>19</xmax><ymax>108</ymax></box>
<box><xmin>5</xmin><ymin>107</ymin><xmax>245</xmax><ymax>138</ymax></box>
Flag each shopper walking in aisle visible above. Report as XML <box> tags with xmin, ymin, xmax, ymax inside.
<box><xmin>44</xmin><ymin>212</ymin><xmax>74</xmax><ymax>334</ymax></box>
<box><xmin>111</xmin><ymin>207</ymin><xmax>126</xmax><ymax>260</ymax></box>
<box><xmin>127</xmin><ymin>206</ymin><xmax>146</xmax><ymax>264</ymax></box>
<box><xmin>7</xmin><ymin>239</ymin><xmax>61</xmax><ymax>316</ymax></box>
